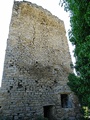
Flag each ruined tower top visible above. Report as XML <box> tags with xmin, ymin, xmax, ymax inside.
<box><xmin>8</xmin><ymin>1</ymin><xmax>72</xmax><ymax>72</ymax></box>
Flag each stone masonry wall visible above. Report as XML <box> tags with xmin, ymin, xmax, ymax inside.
<box><xmin>0</xmin><ymin>1</ymin><xmax>80</xmax><ymax>120</ymax></box>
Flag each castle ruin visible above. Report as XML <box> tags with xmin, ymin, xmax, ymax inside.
<box><xmin>0</xmin><ymin>1</ymin><xmax>80</xmax><ymax>120</ymax></box>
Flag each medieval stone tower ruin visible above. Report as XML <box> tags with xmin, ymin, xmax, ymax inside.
<box><xmin>0</xmin><ymin>1</ymin><xmax>80</xmax><ymax>120</ymax></box>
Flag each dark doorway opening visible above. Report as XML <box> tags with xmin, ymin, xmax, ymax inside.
<box><xmin>43</xmin><ymin>105</ymin><xmax>53</xmax><ymax>120</ymax></box>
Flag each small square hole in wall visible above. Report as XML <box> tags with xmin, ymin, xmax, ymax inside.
<box><xmin>61</xmin><ymin>94</ymin><xmax>72</xmax><ymax>108</ymax></box>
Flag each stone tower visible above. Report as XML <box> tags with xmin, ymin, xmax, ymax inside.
<box><xmin>0</xmin><ymin>1</ymin><xmax>80</xmax><ymax>120</ymax></box>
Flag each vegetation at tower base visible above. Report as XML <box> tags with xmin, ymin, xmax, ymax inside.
<box><xmin>60</xmin><ymin>0</ymin><xmax>90</xmax><ymax>113</ymax></box>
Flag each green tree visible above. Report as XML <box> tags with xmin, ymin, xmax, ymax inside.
<box><xmin>60</xmin><ymin>0</ymin><xmax>90</xmax><ymax>109</ymax></box>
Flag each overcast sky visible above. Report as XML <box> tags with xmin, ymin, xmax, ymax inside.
<box><xmin>0</xmin><ymin>0</ymin><xmax>74</xmax><ymax>86</ymax></box>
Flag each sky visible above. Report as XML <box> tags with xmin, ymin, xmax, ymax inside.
<box><xmin>0</xmin><ymin>0</ymin><xmax>75</xmax><ymax>86</ymax></box>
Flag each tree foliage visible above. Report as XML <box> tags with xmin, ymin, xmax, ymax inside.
<box><xmin>60</xmin><ymin>0</ymin><xmax>90</xmax><ymax>109</ymax></box>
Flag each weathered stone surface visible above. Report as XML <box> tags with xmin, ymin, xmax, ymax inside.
<box><xmin>0</xmin><ymin>1</ymin><xmax>80</xmax><ymax>120</ymax></box>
